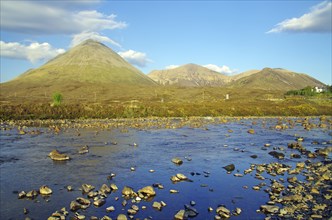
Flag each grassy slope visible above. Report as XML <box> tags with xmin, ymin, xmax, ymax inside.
<box><xmin>229</xmin><ymin>68</ymin><xmax>325</xmax><ymax>91</ymax></box>
<box><xmin>1</xmin><ymin>85</ymin><xmax>331</xmax><ymax>119</ymax></box>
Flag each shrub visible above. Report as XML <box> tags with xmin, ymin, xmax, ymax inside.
<box><xmin>52</xmin><ymin>92</ymin><xmax>63</xmax><ymax>106</ymax></box>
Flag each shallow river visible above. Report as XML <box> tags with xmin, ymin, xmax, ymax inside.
<box><xmin>0</xmin><ymin>117</ymin><xmax>331</xmax><ymax>219</ymax></box>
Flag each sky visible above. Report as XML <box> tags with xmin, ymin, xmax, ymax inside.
<box><xmin>0</xmin><ymin>0</ymin><xmax>331</xmax><ymax>84</ymax></box>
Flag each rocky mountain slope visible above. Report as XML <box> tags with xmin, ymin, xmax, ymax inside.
<box><xmin>148</xmin><ymin>65</ymin><xmax>324</xmax><ymax>91</ymax></box>
<box><xmin>148</xmin><ymin>63</ymin><xmax>230</xmax><ymax>87</ymax></box>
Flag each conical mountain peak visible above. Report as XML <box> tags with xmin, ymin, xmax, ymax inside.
<box><xmin>1</xmin><ymin>39</ymin><xmax>156</xmax><ymax>98</ymax></box>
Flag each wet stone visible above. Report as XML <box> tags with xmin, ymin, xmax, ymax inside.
<box><xmin>26</xmin><ymin>190</ymin><xmax>38</xmax><ymax>199</ymax></box>
<box><xmin>223</xmin><ymin>164</ymin><xmax>235</xmax><ymax>172</ymax></box>
<box><xmin>81</xmin><ymin>184</ymin><xmax>95</xmax><ymax>193</ymax></box>
<box><xmin>172</xmin><ymin>157</ymin><xmax>183</xmax><ymax>165</ymax></box>
<box><xmin>93</xmin><ymin>198</ymin><xmax>106</xmax><ymax>207</ymax></box>
<box><xmin>79</xmin><ymin>145</ymin><xmax>89</xmax><ymax>154</ymax></box>
<box><xmin>48</xmin><ymin>150</ymin><xmax>70</xmax><ymax>161</ymax></box>
<box><xmin>76</xmin><ymin>197</ymin><xmax>91</xmax><ymax>206</ymax></box>
<box><xmin>106</xmin><ymin>206</ymin><xmax>115</xmax><ymax>212</ymax></box>
<box><xmin>268</xmin><ymin>151</ymin><xmax>285</xmax><ymax>159</ymax></box>
<box><xmin>174</xmin><ymin>209</ymin><xmax>186</xmax><ymax>220</ymax></box>
<box><xmin>152</xmin><ymin>201</ymin><xmax>162</xmax><ymax>211</ymax></box>
<box><xmin>260</xmin><ymin>205</ymin><xmax>279</xmax><ymax>214</ymax></box>
<box><xmin>110</xmin><ymin>183</ymin><xmax>118</xmax><ymax>191</ymax></box>
<box><xmin>66</xmin><ymin>185</ymin><xmax>73</xmax><ymax>191</ymax></box>
<box><xmin>100</xmin><ymin>184</ymin><xmax>111</xmax><ymax>194</ymax></box>
<box><xmin>39</xmin><ymin>185</ymin><xmax>52</xmax><ymax>195</ymax></box>
<box><xmin>122</xmin><ymin>186</ymin><xmax>135</xmax><ymax>197</ymax></box>
<box><xmin>138</xmin><ymin>186</ymin><xmax>156</xmax><ymax>197</ymax></box>
<box><xmin>18</xmin><ymin>191</ymin><xmax>26</xmax><ymax>199</ymax></box>
<box><xmin>117</xmin><ymin>214</ymin><xmax>127</xmax><ymax>220</ymax></box>
<box><xmin>70</xmin><ymin>201</ymin><xmax>82</xmax><ymax>211</ymax></box>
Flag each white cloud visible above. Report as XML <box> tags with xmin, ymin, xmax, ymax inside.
<box><xmin>165</xmin><ymin>65</ymin><xmax>180</xmax><ymax>70</ymax></box>
<box><xmin>71</xmin><ymin>31</ymin><xmax>121</xmax><ymax>47</ymax></box>
<box><xmin>0</xmin><ymin>1</ymin><xmax>127</xmax><ymax>34</ymax></box>
<box><xmin>203</xmin><ymin>64</ymin><xmax>238</xmax><ymax>75</ymax></box>
<box><xmin>0</xmin><ymin>41</ymin><xmax>65</xmax><ymax>63</ymax></box>
<box><xmin>267</xmin><ymin>1</ymin><xmax>332</xmax><ymax>33</ymax></box>
<box><xmin>118</xmin><ymin>50</ymin><xmax>152</xmax><ymax>67</ymax></box>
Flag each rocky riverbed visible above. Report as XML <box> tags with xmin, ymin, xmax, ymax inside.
<box><xmin>0</xmin><ymin>117</ymin><xmax>331</xmax><ymax>220</ymax></box>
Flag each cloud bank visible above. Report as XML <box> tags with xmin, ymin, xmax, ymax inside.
<box><xmin>0</xmin><ymin>1</ymin><xmax>127</xmax><ymax>34</ymax></box>
<box><xmin>203</xmin><ymin>64</ymin><xmax>238</xmax><ymax>75</ymax></box>
<box><xmin>118</xmin><ymin>50</ymin><xmax>152</xmax><ymax>67</ymax></box>
<box><xmin>267</xmin><ymin>1</ymin><xmax>332</xmax><ymax>33</ymax></box>
<box><xmin>0</xmin><ymin>41</ymin><xmax>65</xmax><ymax>63</ymax></box>
<box><xmin>165</xmin><ymin>65</ymin><xmax>180</xmax><ymax>70</ymax></box>
<box><xmin>71</xmin><ymin>31</ymin><xmax>121</xmax><ymax>47</ymax></box>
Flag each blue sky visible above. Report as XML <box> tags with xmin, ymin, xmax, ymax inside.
<box><xmin>1</xmin><ymin>0</ymin><xmax>331</xmax><ymax>84</ymax></box>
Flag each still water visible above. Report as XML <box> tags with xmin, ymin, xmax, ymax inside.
<box><xmin>0</xmin><ymin>118</ymin><xmax>331</xmax><ymax>219</ymax></box>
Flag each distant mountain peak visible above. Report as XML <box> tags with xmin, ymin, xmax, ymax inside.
<box><xmin>148</xmin><ymin>63</ymin><xmax>229</xmax><ymax>87</ymax></box>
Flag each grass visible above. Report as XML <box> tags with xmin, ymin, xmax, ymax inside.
<box><xmin>1</xmin><ymin>86</ymin><xmax>331</xmax><ymax>120</ymax></box>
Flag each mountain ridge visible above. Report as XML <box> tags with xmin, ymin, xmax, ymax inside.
<box><xmin>148</xmin><ymin>63</ymin><xmax>230</xmax><ymax>87</ymax></box>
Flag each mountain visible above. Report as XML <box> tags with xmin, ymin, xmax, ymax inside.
<box><xmin>1</xmin><ymin>40</ymin><xmax>157</xmax><ymax>98</ymax></box>
<box><xmin>148</xmin><ymin>63</ymin><xmax>229</xmax><ymax>87</ymax></box>
<box><xmin>230</xmin><ymin>69</ymin><xmax>260</xmax><ymax>81</ymax></box>
<box><xmin>229</xmin><ymin>68</ymin><xmax>325</xmax><ymax>91</ymax></box>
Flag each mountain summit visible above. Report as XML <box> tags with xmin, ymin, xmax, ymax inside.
<box><xmin>12</xmin><ymin>40</ymin><xmax>156</xmax><ymax>85</ymax></box>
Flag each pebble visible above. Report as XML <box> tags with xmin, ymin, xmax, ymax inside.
<box><xmin>138</xmin><ymin>186</ymin><xmax>156</xmax><ymax>197</ymax></box>
<box><xmin>106</xmin><ymin>206</ymin><xmax>115</xmax><ymax>212</ymax></box>
<box><xmin>174</xmin><ymin>209</ymin><xmax>185</xmax><ymax>220</ymax></box>
<box><xmin>39</xmin><ymin>185</ymin><xmax>52</xmax><ymax>195</ymax></box>
<box><xmin>48</xmin><ymin>150</ymin><xmax>70</xmax><ymax>161</ymax></box>
<box><xmin>18</xmin><ymin>191</ymin><xmax>26</xmax><ymax>199</ymax></box>
<box><xmin>122</xmin><ymin>186</ymin><xmax>135</xmax><ymax>197</ymax></box>
<box><xmin>260</xmin><ymin>205</ymin><xmax>279</xmax><ymax>213</ymax></box>
<box><xmin>172</xmin><ymin>157</ymin><xmax>183</xmax><ymax>165</ymax></box>
<box><xmin>117</xmin><ymin>214</ymin><xmax>127</xmax><ymax>220</ymax></box>
<box><xmin>110</xmin><ymin>183</ymin><xmax>118</xmax><ymax>191</ymax></box>
<box><xmin>170</xmin><ymin>189</ymin><xmax>179</xmax><ymax>193</ymax></box>
<box><xmin>223</xmin><ymin>164</ymin><xmax>235</xmax><ymax>172</ymax></box>
<box><xmin>152</xmin><ymin>201</ymin><xmax>162</xmax><ymax>211</ymax></box>
<box><xmin>81</xmin><ymin>184</ymin><xmax>95</xmax><ymax>193</ymax></box>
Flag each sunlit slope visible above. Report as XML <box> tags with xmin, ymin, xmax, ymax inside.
<box><xmin>228</xmin><ymin>68</ymin><xmax>325</xmax><ymax>91</ymax></box>
<box><xmin>148</xmin><ymin>63</ymin><xmax>230</xmax><ymax>87</ymax></box>
<box><xmin>14</xmin><ymin>40</ymin><xmax>156</xmax><ymax>85</ymax></box>
<box><xmin>1</xmin><ymin>40</ymin><xmax>157</xmax><ymax>98</ymax></box>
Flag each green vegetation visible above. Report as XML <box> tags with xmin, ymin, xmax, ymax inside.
<box><xmin>52</xmin><ymin>92</ymin><xmax>63</xmax><ymax>106</ymax></box>
<box><xmin>1</xmin><ymin>87</ymin><xmax>331</xmax><ymax>120</ymax></box>
<box><xmin>285</xmin><ymin>86</ymin><xmax>332</xmax><ymax>96</ymax></box>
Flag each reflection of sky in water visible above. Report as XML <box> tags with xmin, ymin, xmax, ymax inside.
<box><xmin>0</xmin><ymin>118</ymin><xmax>330</xmax><ymax>219</ymax></box>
